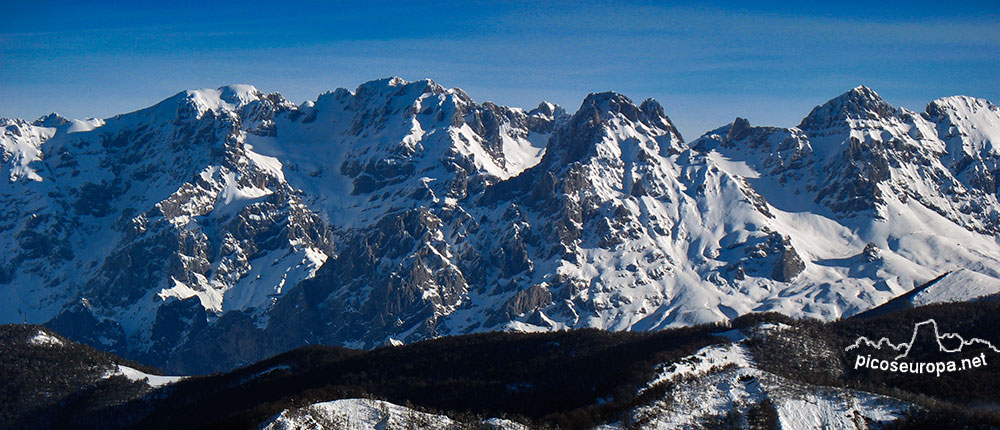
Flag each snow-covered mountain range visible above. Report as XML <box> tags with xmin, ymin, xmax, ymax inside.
<box><xmin>2</xmin><ymin>78</ymin><xmax>999</xmax><ymax>372</ymax></box>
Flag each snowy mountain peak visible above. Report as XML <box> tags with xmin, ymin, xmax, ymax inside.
<box><xmin>353</xmin><ymin>77</ymin><xmax>447</xmax><ymax>103</ymax></box>
<box><xmin>639</xmin><ymin>98</ymin><xmax>685</xmax><ymax>143</ymax></box>
<box><xmin>849</xmin><ymin>84</ymin><xmax>879</xmax><ymax>96</ymax></box>
<box><xmin>530</xmin><ymin>101</ymin><xmax>561</xmax><ymax>118</ymax></box>
<box><xmin>182</xmin><ymin>85</ymin><xmax>266</xmax><ymax>117</ymax></box>
<box><xmin>576</xmin><ymin>92</ymin><xmax>682</xmax><ymax>141</ymax></box>
<box><xmin>925</xmin><ymin>95</ymin><xmax>1000</xmax><ymax>157</ymax></box>
<box><xmin>118</xmin><ymin>84</ymin><xmax>272</xmax><ymax>125</ymax></box>
<box><xmin>32</xmin><ymin>113</ymin><xmax>69</xmax><ymax>128</ymax></box>
<box><xmin>798</xmin><ymin>85</ymin><xmax>897</xmax><ymax>131</ymax></box>
<box><xmin>544</xmin><ymin>92</ymin><xmax>684</xmax><ymax>165</ymax></box>
<box><xmin>1</xmin><ymin>118</ymin><xmax>54</xmax><ymax>182</ymax></box>
<box><xmin>579</xmin><ymin>92</ymin><xmax>642</xmax><ymax>122</ymax></box>
<box><xmin>218</xmin><ymin>84</ymin><xmax>263</xmax><ymax>106</ymax></box>
<box><xmin>928</xmin><ymin>94</ymin><xmax>996</xmax><ymax>112</ymax></box>
<box><xmin>838</xmin><ymin>85</ymin><xmax>890</xmax><ymax>111</ymax></box>
<box><xmin>725</xmin><ymin>117</ymin><xmax>753</xmax><ymax>140</ymax></box>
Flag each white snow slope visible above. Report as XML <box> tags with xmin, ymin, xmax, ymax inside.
<box><xmin>604</xmin><ymin>342</ymin><xmax>907</xmax><ymax>429</ymax></box>
<box><xmin>261</xmin><ymin>398</ymin><xmax>528</xmax><ymax>430</ymax></box>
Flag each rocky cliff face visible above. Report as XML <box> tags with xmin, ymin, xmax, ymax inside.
<box><xmin>1</xmin><ymin>79</ymin><xmax>999</xmax><ymax>373</ymax></box>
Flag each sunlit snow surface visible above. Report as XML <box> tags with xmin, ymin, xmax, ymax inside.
<box><xmin>262</xmin><ymin>398</ymin><xmax>528</xmax><ymax>430</ymax></box>
<box><xmin>28</xmin><ymin>330</ymin><xmax>64</xmax><ymax>347</ymax></box>
<box><xmin>599</xmin><ymin>328</ymin><xmax>908</xmax><ymax>429</ymax></box>
<box><xmin>910</xmin><ymin>269</ymin><xmax>1000</xmax><ymax>306</ymax></box>
<box><xmin>103</xmin><ymin>365</ymin><xmax>184</xmax><ymax>388</ymax></box>
<box><xmin>0</xmin><ymin>118</ymin><xmax>53</xmax><ymax>181</ymax></box>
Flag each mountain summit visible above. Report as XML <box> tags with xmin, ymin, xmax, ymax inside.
<box><xmin>798</xmin><ymin>85</ymin><xmax>897</xmax><ymax>130</ymax></box>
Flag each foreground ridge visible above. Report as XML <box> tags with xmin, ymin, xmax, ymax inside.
<box><xmin>7</xmin><ymin>302</ymin><xmax>1000</xmax><ymax>429</ymax></box>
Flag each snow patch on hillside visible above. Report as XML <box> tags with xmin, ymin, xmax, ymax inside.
<box><xmin>911</xmin><ymin>269</ymin><xmax>1000</xmax><ymax>306</ymax></box>
<box><xmin>104</xmin><ymin>364</ymin><xmax>184</xmax><ymax>388</ymax></box>
<box><xmin>29</xmin><ymin>330</ymin><xmax>64</xmax><ymax>347</ymax></box>
<box><xmin>642</xmin><ymin>343</ymin><xmax>752</xmax><ymax>392</ymax></box>
<box><xmin>261</xmin><ymin>398</ymin><xmax>528</xmax><ymax>430</ymax></box>
<box><xmin>607</xmin><ymin>341</ymin><xmax>908</xmax><ymax>429</ymax></box>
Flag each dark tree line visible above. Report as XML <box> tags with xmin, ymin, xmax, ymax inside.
<box><xmin>4</xmin><ymin>301</ymin><xmax>1000</xmax><ymax>429</ymax></box>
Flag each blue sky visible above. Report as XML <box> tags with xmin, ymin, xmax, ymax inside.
<box><xmin>2</xmin><ymin>1</ymin><xmax>998</xmax><ymax>138</ymax></box>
